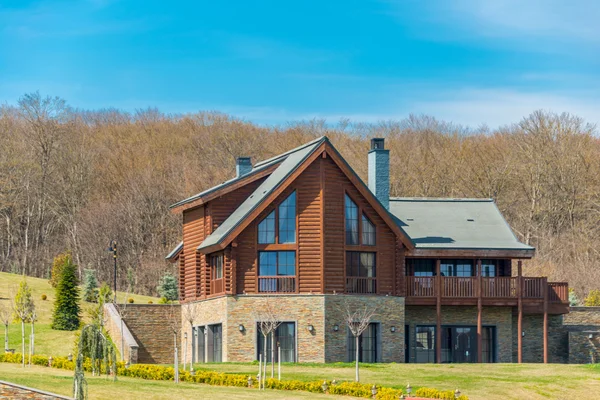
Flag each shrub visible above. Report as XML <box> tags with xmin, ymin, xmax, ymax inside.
<box><xmin>83</xmin><ymin>269</ymin><xmax>99</xmax><ymax>303</ymax></box>
<box><xmin>128</xmin><ymin>298</ymin><xmax>134</xmax><ymax>304</ymax></box>
<box><xmin>158</xmin><ymin>297</ymin><xmax>169</xmax><ymax>304</ymax></box>
<box><xmin>569</xmin><ymin>288</ymin><xmax>579</xmax><ymax>306</ymax></box>
<box><xmin>147</xmin><ymin>300</ymin><xmax>153</xmax><ymax>304</ymax></box>
<box><xmin>157</xmin><ymin>273</ymin><xmax>178</xmax><ymax>301</ymax></box>
<box><xmin>51</xmin><ymin>254</ymin><xmax>81</xmax><ymax>330</ymax></box>
<box><xmin>584</xmin><ymin>290</ymin><xmax>600</xmax><ymax>306</ymax></box>
<box><xmin>50</xmin><ymin>252</ymin><xmax>71</xmax><ymax>288</ymax></box>
<box><xmin>41</xmin><ymin>294</ymin><xmax>47</xmax><ymax>301</ymax></box>
<box><xmin>415</xmin><ymin>388</ymin><xmax>468</xmax><ymax>400</ymax></box>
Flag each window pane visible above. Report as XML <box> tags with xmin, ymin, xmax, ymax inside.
<box><xmin>277</xmin><ymin>251</ymin><xmax>296</xmax><ymax>276</ymax></box>
<box><xmin>258</xmin><ymin>252</ymin><xmax>277</xmax><ymax>276</ymax></box>
<box><xmin>361</xmin><ymin>214</ymin><xmax>376</xmax><ymax>246</ymax></box>
<box><xmin>257</xmin><ymin>322</ymin><xmax>296</xmax><ymax>363</ymax></box>
<box><xmin>408</xmin><ymin>259</ymin><xmax>435</xmax><ymax>276</ymax></box>
<box><xmin>212</xmin><ymin>254</ymin><xmax>223</xmax><ymax>279</ymax></box>
<box><xmin>211</xmin><ymin>324</ymin><xmax>222</xmax><ymax>362</ymax></box>
<box><xmin>456</xmin><ymin>260</ymin><xmax>473</xmax><ymax>277</ymax></box>
<box><xmin>347</xmin><ymin>323</ymin><xmax>378</xmax><ymax>363</ymax></box>
<box><xmin>346</xmin><ymin>252</ymin><xmax>375</xmax><ymax>278</ymax></box>
<box><xmin>278</xmin><ymin>191</ymin><xmax>296</xmax><ymax>244</ymax></box>
<box><xmin>360</xmin><ymin>252</ymin><xmax>375</xmax><ymax>277</ymax></box>
<box><xmin>345</xmin><ymin>194</ymin><xmax>359</xmax><ymax>245</ymax></box>
<box><xmin>258</xmin><ymin>211</ymin><xmax>276</xmax><ymax>244</ymax></box>
<box><xmin>415</xmin><ymin>326</ymin><xmax>436</xmax><ymax>363</ymax></box>
<box><xmin>481</xmin><ymin>260</ymin><xmax>497</xmax><ymax>277</ymax></box>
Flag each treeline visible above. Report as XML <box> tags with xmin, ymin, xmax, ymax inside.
<box><xmin>0</xmin><ymin>92</ymin><xmax>599</xmax><ymax>298</ymax></box>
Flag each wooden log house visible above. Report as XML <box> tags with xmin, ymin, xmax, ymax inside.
<box><xmin>167</xmin><ymin>137</ymin><xmax>569</xmax><ymax>364</ymax></box>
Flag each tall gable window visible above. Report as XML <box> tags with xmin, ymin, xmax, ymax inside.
<box><xmin>278</xmin><ymin>191</ymin><xmax>296</xmax><ymax>243</ymax></box>
<box><xmin>345</xmin><ymin>193</ymin><xmax>376</xmax><ymax>246</ymax></box>
<box><xmin>258</xmin><ymin>211</ymin><xmax>276</xmax><ymax>244</ymax></box>
<box><xmin>345</xmin><ymin>194</ymin><xmax>359</xmax><ymax>245</ymax></box>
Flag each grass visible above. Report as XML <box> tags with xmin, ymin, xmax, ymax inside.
<box><xmin>191</xmin><ymin>362</ymin><xmax>600</xmax><ymax>400</ymax></box>
<box><xmin>0</xmin><ymin>363</ymin><xmax>348</xmax><ymax>399</ymax></box>
<box><xmin>0</xmin><ymin>271</ymin><xmax>159</xmax><ymax>356</ymax></box>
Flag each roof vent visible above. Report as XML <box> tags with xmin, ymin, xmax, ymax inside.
<box><xmin>467</xmin><ymin>218</ymin><xmax>475</xmax><ymax>222</ymax></box>
<box><xmin>236</xmin><ymin>157</ymin><xmax>252</xmax><ymax>178</ymax></box>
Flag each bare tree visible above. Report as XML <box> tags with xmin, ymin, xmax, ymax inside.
<box><xmin>11</xmin><ymin>287</ymin><xmax>33</xmax><ymax>367</ymax></box>
<box><xmin>166</xmin><ymin>303</ymin><xmax>181</xmax><ymax>384</ymax></box>
<box><xmin>342</xmin><ymin>299</ymin><xmax>377</xmax><ymax>382</ymax></box>
<box><xmin>181</xmin><ymin>302</ymin><xmax>200</xmax><ymax>371</ymax></box>
<box><xmin>0</xmin><ymin>303</ymin><xmax>10</xmax><ymax>352</ymax></box>
<box><xmin>28</xmin><ymin>304</ymin><xmax>37</xmax><ymax>366</ymax></box>
<box><xmin>253</xmin><ymin>300</ymin><xmax>281</xmax><ymax>389</ymax></box>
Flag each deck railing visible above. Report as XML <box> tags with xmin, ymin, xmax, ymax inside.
<box><xmin>406</xmin><ymin>276</ymin><xmax>568</xmax><ymax>303</ymax></box>
<box><xmin>258</xmin><ymin>276</ymin><xmax>296</xmax><ymax>293</ymax></box>
<box><xmin>346</xmin><ymin>277</ymin><xmax>377</xmax><ymax>294</ymax></box>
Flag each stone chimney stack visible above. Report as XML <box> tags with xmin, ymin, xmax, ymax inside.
<box><xmin>236</xmin><ymin>157</ymin><xmax>252</xmax><ymax>178</ymax></box>
<box><xmin>368</xmin><ymin>138</ymin><xmax>390</xmax><ymax>210</ymax></box>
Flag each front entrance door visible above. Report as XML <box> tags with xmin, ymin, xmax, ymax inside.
<box><xmin>442</xmin><ymin>327</ymin><xmax>477</xmax><ymax>363</ymax></box>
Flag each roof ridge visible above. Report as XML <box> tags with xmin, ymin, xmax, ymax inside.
<box><xmin>253</xmin><ymin>136</ymin><xmax>327</xmax><ymax>168</ymax></box>
<box><xmin>390</xmin><ymin>197</ymin><xmax>493</xmax><ymax>202</ymax></box>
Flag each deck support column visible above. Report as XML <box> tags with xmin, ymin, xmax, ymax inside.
<box><xmin>517</xmin><ymin>260</ymin><xmax>523</xmax><ymax>364</ymax></box>
<box><xmin>543</xmin><ymin>277</ymin><xmax>549</xmax><ymax>364</ymax></box>
<box><xmin>436</xmin><ymin>259</ymin><xmax>442</xmax><ymax>364</ymax></box>
<box><xmin>477</xmin><ymin>259</ymin><xmax>482</xmax><ymax>363</ymax></box>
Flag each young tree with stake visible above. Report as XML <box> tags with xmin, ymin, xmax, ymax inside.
<box><xmin>253</xmin><ymin>300</ymin><xmax>281</xmax><ymax>388</ymax></box>
<box><xmin>342</xmin><ymin>299</ymin><xmax>377</xmax><ymax>382</ymax></box>
<box><xmin>0</xmin><ymin>303</ymin><xmax>10</xmax><ymax>352</ymax></box>
<box><xmin>182</xmin><ymin>303</ymin><xmax>200</xmax><ymax>371</ymax></box>
<box><xmin>12</xmin><ymin>280</ymin><xmax>34</xmax><ymax>367</ymax></box>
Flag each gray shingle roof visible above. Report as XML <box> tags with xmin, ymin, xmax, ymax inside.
<box><xmin>197</xmin><ymin>137</ymin><xmax>327</xmax><ymax>250</ymax></box>
<box><xmin>389</xmin><ymin>198</ymin><xmax>533</xmax><ymax>250</ymax></box>
<box><xmin>165</xmin><ymin>241</ymin><xmax>183</xmax><ymax>260</ymax></box>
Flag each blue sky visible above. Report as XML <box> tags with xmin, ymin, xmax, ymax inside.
<box><xmin>1</xmin><ymin>0</ymin><xmax>599</xmax><ymax>128</ymax></box>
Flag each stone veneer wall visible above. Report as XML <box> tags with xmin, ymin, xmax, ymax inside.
<box><xmin>510</xmin><ymin>313</ymin><xmax>566</xmax><ymax>363</ymax></box>
<box><xmin>182</xmin><ymin>294</ymin><xmax>405</xmax><ymax>364</ymax></box>
<box><xmin>0</xmin><ymin>381</ymin><xmax>73</xmax><ymax>399</ymax></box>
<box><xmin>563</xmin><ymin>307</ymin><xmax>600</xmax><ymax>364</ymax></box>
<box><xmin>324</xmin><ymin>295</ymin><xmax>405</xmax><ymax>363</ymax></box>
<box><xmin>405</xmin><ymin>306</ymin><xmax>513</xmax><ymax>363</ymax></box>
<box><xmin>103</xmin><ymin>303</ymin><xmax>139</xmax><ymax>364</ymax></box>
<box><xmin>119</xmin><ymin>304</ymin><xmax>181</xmax><ymax>364</ymax></box>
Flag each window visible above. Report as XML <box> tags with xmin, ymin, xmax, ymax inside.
<box><xmin>207</xmin><ymin>324</ymin><xmax>222</xmax><ymax>362</ymax></box>
<box><xmin>441</xmin><ymin>260</ymin><xmax>473</xmax><ymax>277</ymax></box>
<box><xmin>347</xmin><ymin>323</ymin><xmax>378</xmax><ymax>363</ymax></box>
<box><xmin>407</xmin><ymin>259</ymin><xmax>435</xmax><ymax>276</ymax></box>
<box><xmin>211</xmin><ymin>254</ymin><xmax>223</xmax><ymax>279</ymax></box>
<box><xmin>362</xmin><ymin>214</ymin><xmax>376</xmax><ymax>246</ymax></box>
<box><xmin>415</xmin><ymin>326</ymin><xmax>436</xmax><ymax>363</ymax></box>
<box><xmin>346</xmin><ymin>252</ymin><xmax>376</xmax><ymax>277</ymax></box>
<box><xmin>345</xmin><ymin>194</ymin><xmax>359</xmax><ymax>245</ymax></box>
<box><xmin>481</xmin><ymin>260</ymin><xmax>498</xmax><ymax>277</ymax></box>
<box><xmin>345</xmin><ymin>193</ymin><xmax>376</xmax><ymax>246</ymax></box>
<box><xmin>258</xmin><ymin>251</ymin><xmax>296</xmax><ymax>292</ymax></box>
<box><xmin>278</xmin><ymin>191</ymin><xmax>296</xmax><ymax>243</ymax></box>
<box><xmin>193</xmin><ymin>326</ymin><xmax>205</xmax><ymax>363</ymax></box>
<box><xmin>257</xmin><ymin>322</ymin><xmax>296</xmax><ymax>362</ymax></box>
<box><xmin>258</xmin><ymin>211</ymin><xmax>276</xmax><ymax>244</ymax></box>
<box><xmin>258</xmin><ymin>191</ymin><xmax>296</xmax><ymax>245</ymax></box>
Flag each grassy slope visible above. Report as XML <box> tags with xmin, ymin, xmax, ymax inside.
<box><xmin>0</xmin><ymin>363</ymin><xmax>348</xmax><ymax>400</ymax></box>
<box><xmin>192</xmin><ymin>362</ymin><xmax>600</xmax><ymax>400</ymax></box>
<box><xmin>0</xmin><ymin>271</ymin><xmax>159</xmax><ymax>356</ymax></box>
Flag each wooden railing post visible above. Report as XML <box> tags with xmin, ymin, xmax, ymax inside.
<box><xmin>517</xmin><ymin>260</ymin><xmax>523</xmax><ymax>364</ymax></box>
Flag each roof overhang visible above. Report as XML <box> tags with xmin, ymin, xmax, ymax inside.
<box><xmin>405</xmin><ymin>247</ymin><xmax>535</xmax><ymax>259</ymax></box>
<box><xmin>165</xmin><ymin>241</ymin><xmax>183</xmax><ymax>262</ymax></box>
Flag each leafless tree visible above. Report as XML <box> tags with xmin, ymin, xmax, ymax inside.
<box><xmin>166</xmin><ymin>303</ymin><xmax>181</xmax><ymax>384</ymax></box>
<box><xmin>0</xmin><ymin>303</ymin><xmax>10</xmax><ymax>352</ymax></box>
<box><xmin>181</xmin><ymin>302</ymin><xmax>200</xmax><ymax>371</ymax></box>
<box><xmin>11</xmin><ymin>289</ymin><xmax>32</xmax><ymax>367</ymax></box>
<box><xmin>28</xmin><ymin>305</ymin><xmax>37</xmax><ymax>366</ymax></box>
<box><xmin>253</xmin><ymin>300</ymin><xmax>281</xmax><ymax>389</ymax></box>
<box><xmin>341</xmin><ymin>299</ymin><xmax>378</xmax><ymax>382</ymax></box>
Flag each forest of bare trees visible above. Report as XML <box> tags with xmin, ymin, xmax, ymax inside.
<box><xmin>1</xmin><ymin>92</ymin><xmax>599</xmax><ymax>298</ymax></box>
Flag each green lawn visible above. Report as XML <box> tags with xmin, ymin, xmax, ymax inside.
<box><xmin>0</xmin><ymin>363</ymin><xmax>348</xmax><ymax>400</ymax></box>
<box><xmin>0</xmin><ymin>271</ymin><xmax>159</xmax><ymax>357</ymax></box>
<box><xmin>190</xmin><ymin>362</ymin><xmax>600</xmax><ymax>400</ymax></box>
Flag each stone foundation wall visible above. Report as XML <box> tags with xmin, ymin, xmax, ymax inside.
<box><xmin>118</xmin><ymin>304</ymin><xmax>181</xmax><ymax>364</ymax></box>
<box><xmin>182</xmin><ymin>294</ymin><xmax>405</xmax><ymax>363</ymax></box>
<box><xmin>563</xmin><ymin>307</ymin><xmax>600</xmax><ymax>364</ymax></box>
<box><xmin>405</xmin><ymin>306</ymin><xmax>513</xmax><ymax>363</ymax></box>
<box><xmin>324</xmin><ymin>296</ymin><xmax>405</xmax><ymax>363</ymax></box>
<box><xmin>510</xmin><ymin>313</ymin><xmax>566</xmax><ymax>363</ymax></box>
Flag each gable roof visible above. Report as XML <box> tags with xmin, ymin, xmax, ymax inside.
<box><xmin>197</xmin><ymin>137</ymin><xmax>414</xmax><ymax>253</ymax></box>
<box><xmin>389</xmin><ymin>198</ymin><xmax>534</xmax><ymax>254</ymax></box>
<box><xmin>165</xmin><ymin>241</ymin><xmax>183</xmax><ymax>262</ymax></box>
<box><xmin>197</xmin><ymin>137</ymin><xmax>328</xmax><ymax>251</ymax></box>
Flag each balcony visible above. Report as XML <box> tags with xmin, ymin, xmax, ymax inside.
<box><xmin>406</xmin><ymin>276</ymin><xmax>569</xmax><ymax>312</ymax></box>
<box><xmin>346</xmin><ymin>277</ymin><xmax>377</xmax><ymax>294</ymax></box>
<box><xmin>258</xmin><ymin>276</ymin><xmax>296</xmax><ymax>293</ymax></box>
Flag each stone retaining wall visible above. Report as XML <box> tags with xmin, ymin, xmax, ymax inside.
<box><xmin>0</xmin><ymin>380</ymin><xmax>73</xmax><ymax>399</ymax></box>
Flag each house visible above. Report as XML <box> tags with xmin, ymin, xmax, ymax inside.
<box><xmin>167</xmin><ymin>136</ymin><xmax>569</xmax><ymax>365</ymax></box>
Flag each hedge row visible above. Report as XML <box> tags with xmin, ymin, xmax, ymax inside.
<box><xmin>0</xmin><ymin>353</ymin><xmax>467</xmax><ymax>400</ymax></box>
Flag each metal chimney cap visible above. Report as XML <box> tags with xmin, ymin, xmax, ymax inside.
<box><xmin>370</xmin><ymin>138</ymin><xmax>385</xmax><ymax>150</ymax></box>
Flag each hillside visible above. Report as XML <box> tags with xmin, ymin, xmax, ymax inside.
<box><xmin>1</xmin><ymin>98</ymin><xmax>600</xmax><ymax>298</ymax></box>
<box><xmin>0</xmin><ymin>272</ymin><xmax>159</xmax><ymax>356</ymax></box>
